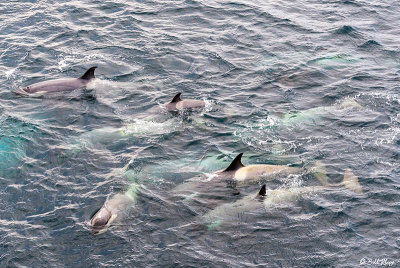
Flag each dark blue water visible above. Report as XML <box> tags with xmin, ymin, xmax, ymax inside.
<box><xmin>1</xmin><ymin>0</ymin><xmax>399</xmax><ymax>267</ymax></box>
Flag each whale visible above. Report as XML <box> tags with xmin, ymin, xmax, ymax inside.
<box><xmin>280</xmin><ymin>97</ymin><xmax>363</xmax><ymax>127</ymax></box>
<box><xmin>64</xmin><ymin>92</ymin><xmax>208</xmax><ymax>153</ymax></box>
<box><xmin>18</xmin><ymin>66</ymin><xmax>97</xmax><ymax>95</ymax></box>
<box><xmin>218</xmin><ymin>153</ymin><xmax>305</xmax><ymax>184</ymax></box>
<box><xmin>65</xmin><ymin>94</ymin><xmax>207</xmax><ymax>153</ymax></box>
<box><xmin>68</xmin><ymin>118</ymin><xmax>178</xmax><ymax>153</ymax></box>
<box><xmin>174</xmin><ymin>153</ymin><xmax>307</xmax><ymax>189</ymax></box>
<box><xmin>171</xmin><ymin>153</ymin><xmax>326</xmax><ymax>207</ymax></box>
<box><xmin>202</xmin><ymin>169</ymin><xmax>363</xmax><ymax>228</ymax></box>
<box><xmin>164</xmin><ymin>93</ymin><xmax>206</xmax><ymax>111</ymax></box>
<box><xmin>90</xmin><ymin>183</ymin><xmax>140</xmax><ymax>235</ymax></box>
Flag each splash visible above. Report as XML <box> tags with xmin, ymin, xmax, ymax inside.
<box><xmin>121</xmin><ymin>118</ymin><xmax>177</xmax><ymax>136</ymax></box>
<box><xmin>233</xmin><ymin>117</ymin><xmax>299</xmax><ymax>154</ymax></box>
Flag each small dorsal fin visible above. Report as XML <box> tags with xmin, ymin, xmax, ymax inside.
<box><xmin>170</xmin><ymin>93</ymin><xmax>182</xmax><ymax>103</ymax></box>
<box><xmin>223</xmin><ymin>153</ymin><xmax>244</xmax><ymax>172</ymax></box>
<box><xmin>258</xmin><ymin>185</ymin><xmax>266</xmax><ymax>196</ymax></box>
<box><xmin>80</xmin><ymin>66</ymin><xmax>97</xmax><ymax>80</ymax></box>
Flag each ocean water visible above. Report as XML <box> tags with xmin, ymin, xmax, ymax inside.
<box><xmin>1</xmin><ymin>0</ymin><xmax>399</xmax><ymax>267</ymax></box>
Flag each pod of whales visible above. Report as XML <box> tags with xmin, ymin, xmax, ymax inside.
<box><xmin>64</xmin><ymin>92</ymin><xmax>206</xmax><ymax>153</ymax></box>
<box><xmin>91</xmin><ymin>152</ymin><xmax>312</xmax><ymax>233</ymax></box>
<box><xmin>90</xmin><ymin>151</ymin><xmax>362</xmax><ymax>233</ymax></box>
<box><xmin>12</xmin><ymin>66</ymin><xmax>365</xmax><ymax>234</ymax></box>
<box><xmin>18</xmin><ymin>66</ymin><xmax>97</xmax><ymax>95</ymax></box>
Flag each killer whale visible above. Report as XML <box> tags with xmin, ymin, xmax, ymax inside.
<box><xmin>164</xmin><ymin>93</ymin><xmax>206</xmax><ymax>111</ymax></box>
<box><xmin>202</xmin><ymin>169</ymin><xmax>363</xmax><ymax>228</ymax></box>
<box><xmin>18</xmin><ymin>66</ymin><xmax>97</xmax><ymax>95</ymax></box>
<box><xmin>90</xmin><ymin>183</ymin><xmax>140</xmax><ymax>235</ymax></box>
<box><xmin>171</xmin><ymin>153</ymin><xmax>326</xmax><ymax>207</ymax></box>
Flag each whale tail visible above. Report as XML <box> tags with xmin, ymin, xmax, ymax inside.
<box><xmin>341</xmin><ymin>169</ymin><xmax>363</xmax><ymax>194</ymax></box>
<box><xmin>80</xmin><ymin>66</ymin><xmax>97</xmax><ymax>80</ymax></box>
<box><xmin>311</xmin><ymin>161</ymin><xmax>329</xmax><ymax>186</ymax></box>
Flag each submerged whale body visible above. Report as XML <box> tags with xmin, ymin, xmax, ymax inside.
<box><xmin>202</xmin><ymin>169</ymin><xmax>363</xmax><ymax>228</ymax></box>
<box><xmin>90</xmin><ymin>184</ymin><xmax>140</xmax><ymax>235</ymax></box>
<box><xmin>280</xmin><ymin>98</ymin><xmax>363</xmax><ymax>126</ymax></box>
<box><xmin>171</xmin><ymin>152</ymin><xmax>315</xmax><ymax>208</ymax></box>
<box><xmin>18</xmin><ymin>66</ymin><xmax>97</xmax><ymax>94</ymax></box>
<box><xmin>165</xmin><ymin>93</ymin><xmax>206</xmax><ymax>111</ymax></box>
<box><xmin>90</xmin><ymin>193</ymin><xmax>133</xmax><ymax>235</ymax></box>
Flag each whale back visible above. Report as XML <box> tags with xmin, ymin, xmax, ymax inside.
<box><xmin>165</xmin><ymin>93</ymin><xmax>205</xmax><ymax>111</ymax></box>
<box><xmin>21</xmin><ymin>78</ymin><xmax>86</xmax><ymax>93</ymax></box>
<box><xmin>18</xmin><ymin>66</ymin><xmax>97</xmax><ymax>94</ymax></box>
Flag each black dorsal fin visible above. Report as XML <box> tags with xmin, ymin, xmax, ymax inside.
<box><xmin>170</xmin><ymin>93</ymin><xmax>182</xmax><ymax>103</ymax></box>
<box><xmin>223</xmin><ymin>153</ymin><xmax>245</xmax><ymax>172</ymax></box>
<box><xmin>80</xmin><ymin>66</ymin><xmax>97</xmax><ymax>80</ymax></box>
<box><xmin>258</xmin><ymin>185</ymin><xmax>266</xmax><ymax>196</ymax></box>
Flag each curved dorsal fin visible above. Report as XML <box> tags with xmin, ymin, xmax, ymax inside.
<box><xmin>170</xmin><ymin>93</ymin><xmax>182</xmax><ymax>103</ymax></box>
<box><xmin>258</xmin><ymin>184</ymin><xmax>266</xmax><ymax>196</ymax></box>
<box><xmin>223</xmin><ymin>153</ymin><xmax>244</xmax><ymax>172</ymax></box>
<box><xmin>80</xmin><ymin>66</ymin><xmax>97</xmax><ymax>80</ymax></box>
